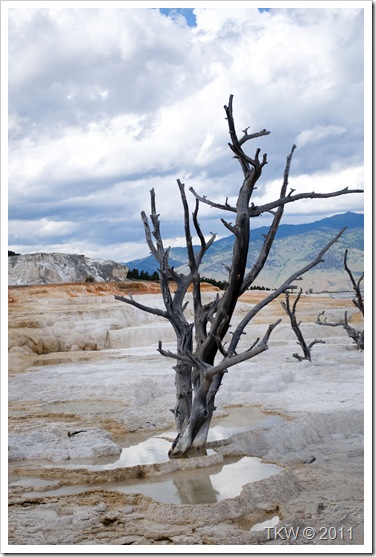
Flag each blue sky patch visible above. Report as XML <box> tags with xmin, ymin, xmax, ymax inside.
<box><xmin>160</xmin><ymin>8</ymin><xmax>197</xmax><ymax>27</ymax></box>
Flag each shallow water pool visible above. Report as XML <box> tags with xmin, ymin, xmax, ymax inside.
<box><xmin>18</xmin><ymin>456</ymin><xmax>282</xmax><ymax>505</ymax></box>
<box><xmin>102</xmin><ymin>456</ymin><xmax>282</xmax><ymax>504</ymax></box>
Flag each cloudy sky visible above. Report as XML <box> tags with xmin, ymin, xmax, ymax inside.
<box><xmin>6</xmin><ymin>2</ymin><xmax>367</xmax><ymax>263</ymax></box>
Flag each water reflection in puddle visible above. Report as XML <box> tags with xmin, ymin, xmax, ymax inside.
<box><xmin>142</xmin><ymin>407</ymin><xmax>282</xmax><ymax>467</ymax></box>
<box><xmin>113</xmin><ymin>437</ymin><xmax>173</xmax><ymax>467</ymax></box>
<box><xmin>56</xmin><ymin>405</ymin><xmax>284</xmax><ymax>469</ymax></box>
<box><xmin>60</xmin><ymin>406</ymin><xmax>283</xmax><ymax>469</ymax></box>
<box><xmin>10</xmin><ymin>405</ymin><xmax>285</xmax><ymax>505</ymax></box>
<box><xmin>97</xmin><ymin>456</ymin><xmax>282</xmax><ymax>504</ymax></box>
<box><xmin>112</xmin><ymin>438</ymin><xmax>218</xmax><ymax>468</ymax></box>
<box><xmin>24</xmin><ymin>456</ymin><xmax>282</xmax><ymax>505</ymax></box>
<box><xmin>155</xmin><ymin>406</ymin><xmax>283</xmax><ymax>449</ymax></box>
<box><xmin>250</xmin><ymin>515</ymin><xmax>280</xmax><ymax>532</ymax></box>
<box><xmin>209</xmin><ymin>406</ymin><xmax>282</xmax><ymax>441</ymax></box>
<box><xmin>63</xmin><ymin>437</ymin><xmax>216</xmax><ymax>469</ymax></box>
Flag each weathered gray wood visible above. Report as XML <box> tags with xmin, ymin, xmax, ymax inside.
<box><xmin>316</xmin><ymin>251</ymin><xmax>364</xmax><ymax>350</ymax></box>
<box><xmin>116</xmin><ymin>95</ymin><xmax>364</xmax><ymax>457</ymax></box>
<box><xmin>344</xmin><ymin>249</ymin><xmax>364</xmax><ymax>315</ymax></box>
<box><xmin>282</xmin><ymin>289</ymin><xmax>325</xmax><ymax>361</ymax></box>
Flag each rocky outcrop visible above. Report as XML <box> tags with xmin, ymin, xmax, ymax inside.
<box><xmin>8</xmin><ymin>253</ymin><xmax>129</xmax><ymax>286</ymax></box>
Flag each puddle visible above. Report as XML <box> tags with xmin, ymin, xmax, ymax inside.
<box><xmin>119</xmin><ymin>436</ymin><xmax>172</xmax><ymax>465</ymax></box>
<box><xmin>62</xmin><ymin>437</ymin><xmax>216</xmax><ymax>469</ymax></box>
<box><xmin>9</xmin><ymin>477</ymin><xmax>60</xmax><ymax>490</ymax></box>
<box><xmin>250</xmin><ymin>515</ymin><xmax>280</xmax><ymax>532</ymax></box>
<box><xmin>23</xmin><ymin>456</ymin><xmax>282</xmax><ymax>505</ymax></box>
<box><xmin>160</xmin><ymin>406</ymin><xmax>283</xmax><ymax>447</ymax></box>
<box><xmin>106</xmin><ymin>438</ymin><xmax>216</xmax><ymax>468</ymax></box>
<box><xmin>61</xmin><ymin>405</ymin><xmax>283</xmax><ymax>468</ymax></box>
<box><xmin>10</xmin><ymin>404</ymin><xmax>285</xmax><ymax>505</ymax></box>
<box><xmin>208</xmin><ymin>406</ymin><xmax>282</xmax><ymax>441</ymax></box>
<box><xmin>105</xmin><ymin>456</ymin><xmax>282</xmax><ymax>504</ymax></box>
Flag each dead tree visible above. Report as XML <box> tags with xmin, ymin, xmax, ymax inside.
<box><xmin>281</xmin><ymin>288</ymin><xmax>325</xmax><ymax>361</ymax></box>
<box><xmin>316</xmin><ymin>250</ymin><xmax>364</xmax><ymax>349</ymax></box>
<box><xmin>344</xmin><ymin>249</ymin><xmax>364</xmax><ymax>316</ymax></box>
<box><xmin>115</xmin><ymin>95</ymin><xmax>363</xmax><ymax>457</ymax></box>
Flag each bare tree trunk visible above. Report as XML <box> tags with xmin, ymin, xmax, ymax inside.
<box><xmin>173</xmin><ymin>361</ymin><xmax>192</xmax><ymax>434</ymax></box>
<box><xmin>191</xmin><ymin>371</ymin><xmax>225</xmax><ymax>449</ymax></box>
<box><xmin>116</xmin><ymin>95</ymin><xmax>363</xmax><ymax>457</ymax></box>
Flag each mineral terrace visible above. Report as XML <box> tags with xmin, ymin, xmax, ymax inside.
<box><xmin>8</xmin><ymin>282</ymin><xmax>365</xmax><ymax>547</ymax></box>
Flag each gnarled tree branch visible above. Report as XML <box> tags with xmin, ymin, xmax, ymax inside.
<box><xmin>159</xmin><ymin>318</ymin><xmax>281</xmax><ymax>383</ymax></box>
<box><xmin>282</xmin><ymin>289</ymin><xmax>325</xmax><ymax>361</ymax></box>
<box><xmin>241</xmin><ymin>144</ymin><xmax>297</xmax><ymax>293</ymax></box>
<box><xmin>115</xmin><ymin>294</ymin><xmax>168</xmax><ymax>319</ymax></box>
<box><xmin>344</xmin><ymin>249</ymin><xmax>364</xmax><ymax>315</ymax></box>
<box><xmin>316</xmin><ymin>251</ymin><xmax>364</xmax><ymax>349</ymax></box>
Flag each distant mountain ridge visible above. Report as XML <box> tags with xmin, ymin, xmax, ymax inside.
<box><xmin>124</xmin><ymin>212</ymin><xmax>364</xmax><ymax>292</ymax></box>
<box><xmin>246</xmin><ymin>211</ymin><xmax>363</xmax><ymax>240</ymax></box>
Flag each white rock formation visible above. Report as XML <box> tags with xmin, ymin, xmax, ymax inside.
<box><xmin>8</xmin><ymin>252</ymin><xmax>129</xmax><ymax>286</ymax></box>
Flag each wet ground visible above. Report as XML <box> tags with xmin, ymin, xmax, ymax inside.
<box><xmin>9</xmin><ymin>404</ymin><xmax>284</xmax><ymax>502</ymax></box>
